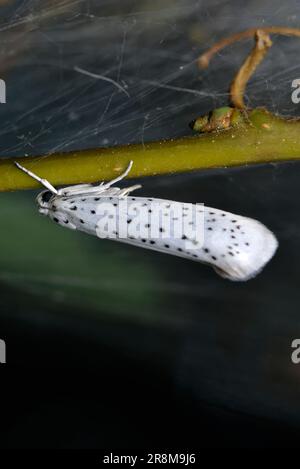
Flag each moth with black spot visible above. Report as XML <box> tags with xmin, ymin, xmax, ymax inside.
<box><xmin>15</xmin><ymin>161</ymin><xmax>278</xmax><ymax>281</ymax></box>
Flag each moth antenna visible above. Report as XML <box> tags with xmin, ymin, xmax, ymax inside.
<box><xmin>14</xmin><ymin>161</ymin><xmax>58</xmax><ymax>195</ymax></box>
<box><xmin>104</xmin><ymin>160</ymin><xmax>133</xmax><ymax>188</ymax></box>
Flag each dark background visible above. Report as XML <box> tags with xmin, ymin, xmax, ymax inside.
<box><xmin>0</xmin><ymin>0</ymin><xmax>300</xmax><ymax>449</ymax></box>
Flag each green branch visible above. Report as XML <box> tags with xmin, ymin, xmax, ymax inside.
<box><xmin>1</xmin><ymin>108</ymin><xmax>300</xmax><ymax>192</ymax></box>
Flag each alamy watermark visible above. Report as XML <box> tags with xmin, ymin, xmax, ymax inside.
<box><xmin>95</xmin><ymin>200</ymin><xmax>205</xmax><ymax>250</ymax></box>
<box><xmin>291</xmin><ymin>339</ymin><xmax>300</xmax><ymax>364</ymax></box>
<box><xmin>291</xmin><ymin>79</ymin><xmax>300</xmax><ymax>104</ymax></box>
<box><xmin>0</xmin><ymin>79</ymin><xmax>6</xmax><ymax>103</ymax></box>
<box><xmin>0</xmin><ymin>339</ymin><xmax>6</xmax><ymax>363</ymax></box>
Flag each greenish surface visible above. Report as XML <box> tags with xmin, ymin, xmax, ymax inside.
<box><xmin>0</xmin><ymin>192</ymin><xmax>161</xmax><ymax>320</ymax></box>
<box><xmin>1</xmin><ymin>109</ymin><xmax>300</xmax><ymax>192</ymax></box>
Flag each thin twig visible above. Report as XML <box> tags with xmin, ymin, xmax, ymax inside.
<box><xmin>230</xmin><ymin>29</ymin><xmax>272</xmax><ymax>108</ymax></box>
<box><xmin>198</xmin><ymin>26</ymin><xmax>300</xmax><ymax>69</ymax></box>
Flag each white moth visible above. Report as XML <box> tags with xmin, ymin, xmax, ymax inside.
<box><xmin>15</xmin><ymin>161</ymin><xmax>278</xmax><ymax>281</ymax></box>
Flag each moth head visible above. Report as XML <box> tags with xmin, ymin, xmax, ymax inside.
<box><xmin>36</xmin><ymin>190</ymin><xmax>55</xmax><ymax>215</ymax></box>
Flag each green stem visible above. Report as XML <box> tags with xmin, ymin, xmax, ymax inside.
<box><xmin>1</xmin><ymin>108</ymin><xmax>300</xmax><ymax>192</ymax></box>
